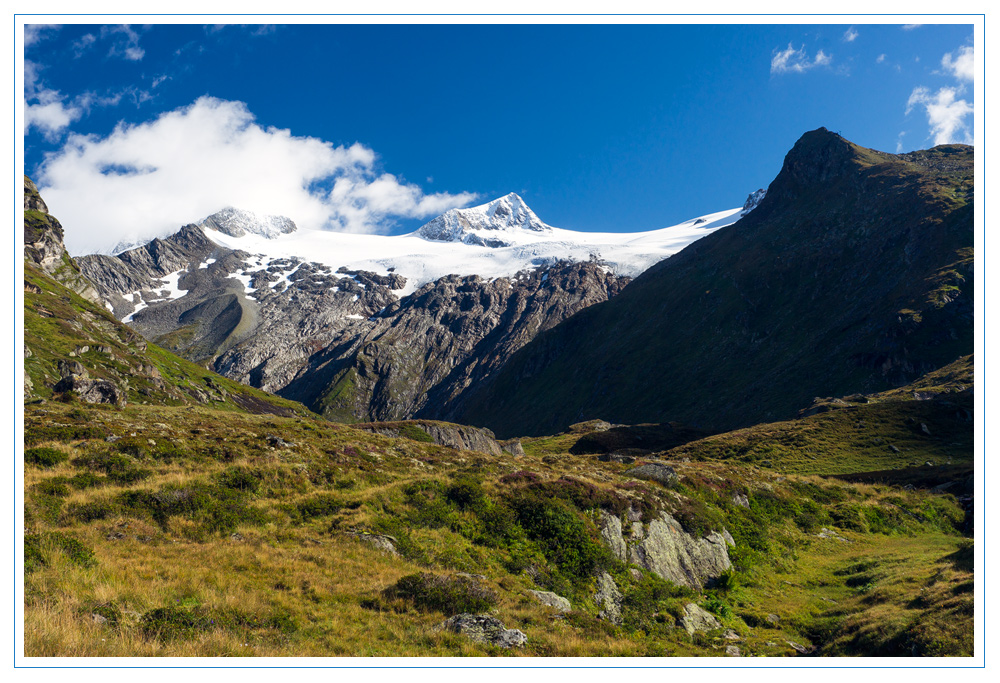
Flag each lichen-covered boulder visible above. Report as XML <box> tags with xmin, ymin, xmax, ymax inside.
<box><xmin>679</xmin><ymin>603</ymin><xmax>722</xmax><ymax>635</ymax></box>
<box><xmin>439</xmin><ymin>614</ymin><xmax>527</xmax><ymax>648</ymax></box>
<box><xmin>526</xmin><ymin>589</ymin><xmax>570</xmax><ymax>612</ymax></box>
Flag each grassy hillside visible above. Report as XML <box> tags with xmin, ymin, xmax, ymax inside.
<box><xmin>24</xmin><ymin>399</ymin><xmax>972</xmax><ymax>657</ymax></box>
<box><xmin>24</xmin><ymin>262</ymin><xmax>310</xmax><ymax>417</ymax></box>
<box><xmin>457</xmin><ymin>131</ymin><xmax>973</xmax><ymax>438</ymax></box>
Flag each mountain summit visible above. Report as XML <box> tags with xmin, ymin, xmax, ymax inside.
<box><xmin>417</xmin><ymin>193</ymin><xmax>553</xmax><ymax>246</ymax></box>
<box><xmin>196</xmin><ymin>207</ymin><xmax>297</xmax><ymax>239</ymax></box>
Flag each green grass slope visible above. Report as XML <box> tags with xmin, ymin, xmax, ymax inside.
<box><xmin>24</xmin><ymin>399</ymin><xmax>972</xmax><ymax>657</ymax></box>
<box><xmin>457</xmin><ymin>130</ymin><xmax>973</xmax><ymax>438</ymax></box>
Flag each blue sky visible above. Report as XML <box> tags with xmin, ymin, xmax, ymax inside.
<box><xmin>22</xmin><ymin>21</ymin><xmax>976</xmax><ymax>254</ymax></box>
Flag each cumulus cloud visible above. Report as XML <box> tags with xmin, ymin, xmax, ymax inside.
<box><xmin>906</xmin><ymin>86</ymin><xmax>973</xmax><ymax>145</ymax></box>
<box><xmin>942</xmin><ymin>45</ymin><xmax>974</xmax><ymax>82</ymax></box>
<box><xmin>770</xmin><ymin>44</ymin><xmax>833</xmax><ymax>74</ymax></box>
<box><xmin>902</xmin><ymin>24</ymin><xmax>922</xmax><ymax>31</ymax></box>
<box><xmin>876</xmin><ymin>54</ymin><xmax>886</xmax><ymax>64</ymax></box>
<box><xmin>36</xmin><ymin>97</ymin><xmax>478</xmax><ymax>254</ymax></box>
<box><xmin>24</xmin><ymin>60</ymin><xmax>83</xmax><ymax>140</ymax></box>
<box><xmin>843</xmin><ymin>27</ymin><xmax>859</xmax><ymax>42</ymax></box>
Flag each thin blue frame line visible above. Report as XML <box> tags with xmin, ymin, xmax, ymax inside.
<box><xmin>15</xmin><ymin>15</ymin><xmax>986</xmax><ymax>670</ymax></box>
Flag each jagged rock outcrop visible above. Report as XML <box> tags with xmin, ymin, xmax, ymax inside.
<box><xmin>680</xmin><ymin>603</ymin><xmax>722</xmax><ymax>635</ymax></box>
<box><xmin>438</xmin><ymin>614</ymin><xmax>527</xmax><ymax>648</ymax></box>
<box><xmin>23</xmin><ymin>176</ymin><xmax>100</xmax><ymax>303</ymax></box>
<box><xmin>598</xmin><ymin>509</ymin><xmax>734</xmax><ymax>590</ymax></box>
<box><xmin>353</xmin><ymin>421</ymin><xmax>504</xmax><ymax>456</ymax></box>
<box><xmin>526</xmin><ymin>590</ymin><xmax>571</xmax><ymax>612</ymax></box>
<box><xmin>594</xmin><ymin>570</ymin><xmax>623</xmax><ymax>624</ymax></box>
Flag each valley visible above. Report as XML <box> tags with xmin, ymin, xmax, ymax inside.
<box><xmin>21</xmin><ymin>128</ymin><xmax>976</xmax><ymax>659</ymax></box>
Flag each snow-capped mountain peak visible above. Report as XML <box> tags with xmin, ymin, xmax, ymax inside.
<box><xmin>196</xmin><ymin>207</ymin><xmax>297</xmax><ymax>239</ymax></box>
<box><xmin>417</xmin><ymin>193</ymin><xmax>553</xmax><ymax>246</ymax></box>
<box><xmin>740</xmin><ymin>189</ymin><xmax>767</xmax><ymax>216</ymax></box>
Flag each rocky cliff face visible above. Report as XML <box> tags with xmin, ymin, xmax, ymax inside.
<box><xmin>457</xmin><ymin>130</ymin><xmax>975</xmax><ymax>437</ymax></box>
<box><xmin>23</xmin><ymin>176</ymin><xmax>101</xmax><ymax>303</ymax></box>
<box><xmin>271</xmin><ymin>261</ymin><xmax>628</xmax><ymax>422</ymax></box>
<box><xmin>76</xmin><ymin>217</ymin><xmax>629</xmax><ymax>422</ymax></box>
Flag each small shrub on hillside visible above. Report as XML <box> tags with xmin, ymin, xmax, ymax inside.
<box><xmin>216</xmin><ymin>466</ymin><xmax>262</xmax><ymax>493</ymax></box>
<box><xmin>33</xmin><ymin>478</ymin><xmax>70</xmax><ymax>497</ymax></box>
<box><xmin>25</xmin><ymin>447</ymin><xmax>68</xmax><ymax>468</ymax></box>
<box><xmin>398</xmin><ymin>424</ymin><xmax>435</xmax><ymax>443</ymax></box>
<box><xmin>381</xmin><ymin>573</ymin><xmax>498</xmax><ymax>615</ymax></box>
<box><xmin>296</xmin><ymin>493</ymin><xmax>342</xmax><ymax>521</ymax></box>
<box><xmin>73</xmin><ymin>451</ymin><xmax>151</xmax><ymax>485</ymax></box>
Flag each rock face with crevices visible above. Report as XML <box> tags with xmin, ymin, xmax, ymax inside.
<box><xmin>439</xmin><ymin>614</ymin><xmax>527</xmax><ymax>648</ymax></box>
<box><xmin>598</xmin><ymin>509</ymin><xmax>734</xmax><ymax>590</ymax></box>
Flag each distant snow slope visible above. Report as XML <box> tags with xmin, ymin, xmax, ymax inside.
<box><xmin>201</xmin><ymin>194</ymin><xmax>744</xmax><ymax>296</ymax></box>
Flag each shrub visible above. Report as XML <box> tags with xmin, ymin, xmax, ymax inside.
<box><xmin>216</xmin><ymin>466</ymin><xmax>262</xmax><ymax>493</ymax></box>
<box><xmin>296</xmin><ymin>494</ymin><xmax>342</xmax><ymax>521</ymax></box>
<box><xmin>25</xmin><ymin>447</ymin><xmax>68</xmax><ymax>468</ymax></box>
<box><xmin>73</xmin><ymin>452</ymin><xmax>151</xmax><ymax>485</ymax></box>
<box><xmin>382</xmin><ymin>573</ymin><xmax>498</xmax><ymax>615</ymax></box>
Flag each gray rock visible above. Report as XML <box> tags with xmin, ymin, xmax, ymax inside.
<box><xmin>594</xmin><ymin>571</ymin><xmax>623</xmax><ymax>624</ymax></box>
<box><xmin>598</xmin><ymin>452</ymin><xmax>637</xmax><ymax>464</ymax></box>
<box><xmin>624</xmin><ymin>462</ymin><xmax>679</xmax><ymax>486</ymax></box>
<box><xmin>439</xmin><ymin>614</ymin><xmax>527</xmax><ymax>648</ymax></box>
<box><xmin>598</xmin><ymin>509</ymin><xmax>734</xmax><ymax>590</ymax></box>
<box><xmin>723</xmin><ymin>629</ymin><xmax>741</xmax><ymax>641</ymax></box>
<box><xmin>766</xmin><ymin>613</ymin><xmax>781</xmax><ymax>625</ymax></box>
<box><xmin>725</xmin><ymin>645</ymin><xmax>741</xmax><ymax>657</ymax></box>
<box><xmin>786</xmin><ymin>640</ymin><xmax>811</xmax><ymax>654</ymax></box>
<box><xmin>732</xmin><ymin>494</ymin><xmax>750</xmax><ymax>508</ymax></box>
<box><xmin>526</xmin><ymin>590</ymin><xmax>571</xmax><ymax>612</ymax></box>
<box><xmin>54</xmin><ymin>375</ymin><xmax>126</xmax><ymax>406</ymax></box>
<box><xmin>348</xmin><ymin>531</ymin><xmax>398</xmax><ymax>555</ymax></box>
<box><xmin>679</xmin><ymin>603</ymin><xmax>721</xmax><ymax>635</ymax></box>
<box><xmin>500</xmin><ymin>439</ymin><xmax>526</xmax><ymax>457</ymax></box>
<box><xmin>921</xmin><ymin>423</ymin><xmax>932</xmax><ymax>436</ymax></box>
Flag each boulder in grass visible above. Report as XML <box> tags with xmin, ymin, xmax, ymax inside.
<box><xmin>439</xmin><ymin>614</ymin><xmax>527</xmax><ymax>648</ymax></box>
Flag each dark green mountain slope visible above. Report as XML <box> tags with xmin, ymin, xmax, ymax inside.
<box><xmin>456</xmin><ymin>129</ymin><xmax>973</xmax><ymax>437</ymax></box>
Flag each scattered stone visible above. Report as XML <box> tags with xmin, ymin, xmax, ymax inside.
<box><xmin>888</xmin><ymin>444</ymin><xmax>901</xmax><ymax>453</ymax></box>
<box><xmin>921</xmin><ymin>423</ymin><xmax>932</xmax><ymax>436</ymax></box>
<box><xmin>725</xmin><ymin>645</ymin><xmax>741</xmax><ymax>657</ymax></box>
<box><xmin>925</xmin><ymin>461</ymin><xmax>935</xmax><ymax>467</ymax></box>
<box><xmin>500</xmin><ymin>439</ymin><xmax>525</xmax><ymax>457</ymax></box>
<box><xmin>786</xmin><ymin>640</ymin><xmax>812</xmax><ymax>655</ymax></box>
<box><xmin>347</xmin><ymin>531</ymin><xmax>399</xmax><ymax>555</ymax></box>
<box><xmin>598</xmin><ymin>452</ymin><xmax>637</xmax><ymax>464</ymax></box>
<box><xmin>680</xmin><ymin>603</ymin><xmax>721</xmax><ymax>635</ymax></box>
<box><xmin>624</xmin><ymin>462</ymin><xmax>678</xmax><ymax>486</ymax></box>
<box><xmin>817</xmin><ymin>527</ymin><xmax>851</xmax><ymax>543</ymax></box>
<box><xmin>54</xmin><ymin>375</ymin><xmax>126</xmax><ymax>405</ymax></box>
<box><xmin>722</xmin><ymin>629</ymin><xmax>742</xmax><ymax>641</ymax></box>
<box><xmin>91</xmin><ymin>613</ymin><xmax>108</xmax><ymax>625</ymax></box>
<box><xmin>266</xmin><ymin>434</ymin><xmax>295</xmax><ymax>448</ymax></box>
<box><xmin>732</xmin><ymin>493</ymin><xmax>750</xmax><ymax>508</ymax></box>
<box><xmin>526</xmin><ymin>590</ymin><xmax>571</xmax><ymax>612</ymax></box>
<box><xmin>766</xmin><ymin>613</ymin><xmax>781</xmax><ymax>625</ymax></box>
<box><xmin>57</xmin><ymin>359</ymin><xmax>88</xmax><ymax>378</ymax></box>
<box><xmin>594</xmin><ymin>571</ymin><xmax>623</xmax><ymax>624</ymax></box>
<box><xmin>105</xmin><ymin>435</ymin><xmax>121</xmax><ymax>443</ymax></box>
<box><xmin>438</xmin><ymin>614</ymin><xmax>527</xmax><ymax>648</ymax></box>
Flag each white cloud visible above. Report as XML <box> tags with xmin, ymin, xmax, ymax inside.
<box><xmin>24</xmin><ymin>60</ymin><xmax>83</xmax><ymax>140</ymax></box>
<box><xmin>24</xmin><ymin>24</ymin><xmax>60</xmax><ymax>47</ymax></box>
<box><xmin>942</xmin><ymin>45</ymin><xmax>974</xmax><ymax>82</ymax></box>
<box><xmin>102</xmin><ymin>25</ymin><xmax>145</xmax><ymax>61</ymax></box>
<box><xmin>72</xmin><ymin>33</ymin><xmax>97</xmax><ymax>57</ymax></box>
<box><xmin>770</xmin><ymin>43</ymin><xmax>833</xmax><ymax>74</ymax></box>
<box><xmin>36</xmin><ymin>97</ymin><xmax>478</xmax><ymax>254</ymax></box>
<box><xmin>902</xmin><ymin>24</ymin><xmax>922</xmax><ymax>31</ymax></box>
<box><xmin>876</xmin><ymin>54</ymin><xmax>886</xmax><ymax>64</ymax></box>
<box><xmin>843</xmin><ymin>27</ymin><xmax>859</xmax><ymax>42</ymax></box>
<box><xmin>906</xmin><ymin>86</ymin><xmax>973</xmax><ymax>145</ymax></box>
